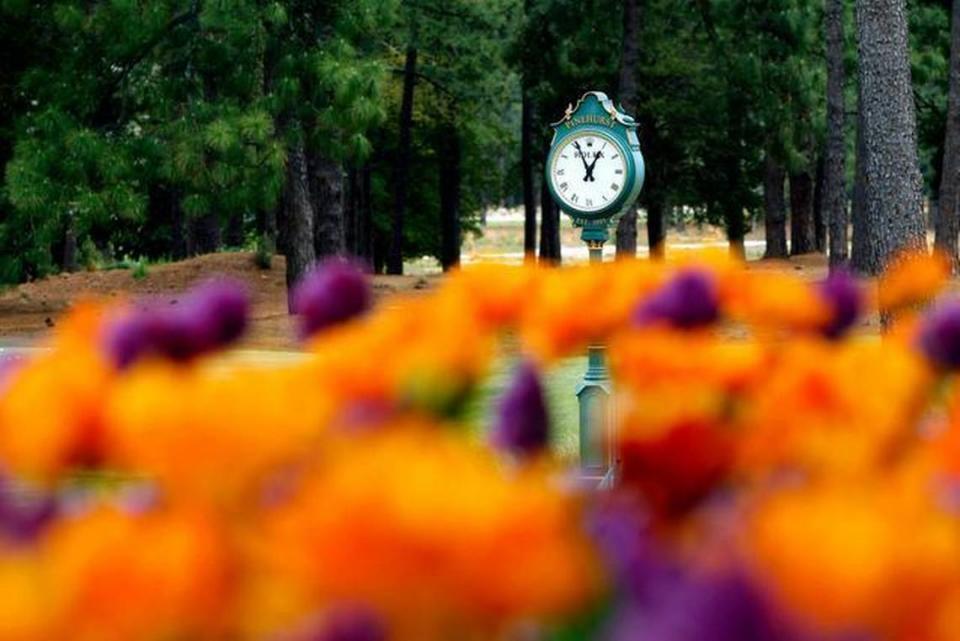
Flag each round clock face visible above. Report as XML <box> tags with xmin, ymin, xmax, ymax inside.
<box><xmin>549</xmin><ymin>132</ymin><xmax>628</xmax><ymax>213</ymax></box>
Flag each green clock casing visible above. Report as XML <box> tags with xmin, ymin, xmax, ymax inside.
<box><xmin>545</xmin><ymin>91</ymin><xmax>645</xmax><ymax>240</ymax></box>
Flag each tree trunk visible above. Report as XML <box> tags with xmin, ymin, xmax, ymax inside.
<box><xmin>388</xmin><ymin>45</ymin><xmax>417</xmax><ymax>275</ymax></box>
<box><xmin>813</xmin><ymin>155</ymin><xmax>826</xmax><ymax>252</ymax></box>
<box><xmin>169</xmin><ymin>190</ymin><xmax>188</xmax><ymax>260</ymax></box>
<box><xmin>825</xmin><ymin>0</ymin><xmax>849</xmax><ymax>269</ymax></box>
<box><xmin>646</xmin><ymin>199</ymin><xmax>665</xmax><ymax>259</ymax></box>
<box><xmin>224</xmin><ymin>211</ymin><xmax>244</xmax><ymax>248</ymax></box>
<box><xmin>310</xmin><ymin>152</ymin><xmax>345</xmax><ymax>259</ymax></box>
<box><xmin>726</xmin><ymin>205</ymin><xmax>746</xmax><ymax>259</ymax></box>
<box><xmin>763</xmin><ymin>154</ymin><xmax>788</xmax><ymax>258</ymax></box>
<box><xmin>439</xmin><ymin>127</ymin><xmax>462</xmax><ymax>271</ymax></box>
<box><xmin>615</xmin><ymin>0</ymin><xmax>641</xmax><ymax>258</ymax></box>
<box><xmin>616</xmin><ymin>209</ymin><xmax>638</xmax><ymax>258</ymax></box>
<box><xmin>62</xmin><ymin>216</ymin><xmax>78</xmax><ymax>273</ymax></box>
<box><xmin>283</xmin><ymin>139</ymin><xmax>316</xmax><ymax>312</ymax></box>
<box><xmin>936</xmin><ymin>0</ymin><xmax>960</xmax><ymax>269</ymax></box>
<box><xmin>521</xmin><ymin>84</ymin><xmax>537</xmax><ymax>261</ymax></box>
<box><xmin>149</xmin><ymin>184</ymin><xmax>187</xmax><ymax>260</ymax></box>
<box><xmin>851</xmin><ymin>103</ymin><xmax>869</xmax><ymax>271</ymax></box>
<box><xmin>539</xmin><ymin>178</ymin><xmax>561</xmax><ymax>264</ymax></box>
<box><xmin>854</xmin><ymin>0</ymin><xmax>927</xmax><ymax>274</ymax></box>
<box><xmin>360</xmin><ymin>163</ymin><xmax>373</xmax><ymax>263</ymax></box>
<box><xmin>790</xmin><ymin>170</ymin><xmax>816</xmax><ymax>255</ymax></box>
<box><xmin>344</xmin><ymin>167</ymin><xmax>358</xmax><ymax>256</ymax></box>
<box><xmin>190</xmin><ymin>212</ymin><xmax>221</xmax><ymax>255</ymax></box>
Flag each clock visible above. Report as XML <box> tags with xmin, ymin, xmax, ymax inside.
<box><xmin>548</xmin><ymin>131</ymin><xmax>629</xmax><ymax>214</ymax></box>
<box><xmin>544</xmin><ymin>91</ymin><xmax>645</xmax><ymax>243</ymax></box>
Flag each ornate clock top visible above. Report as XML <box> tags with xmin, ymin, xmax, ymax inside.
<box><xmin>544</xmin><ymin>91</ymin><xmax>646</xmax><ymax>246</ymax></box>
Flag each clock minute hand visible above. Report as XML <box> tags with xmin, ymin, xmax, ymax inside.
<box><xmin>572</xmin><ymin>141</ymin><xmax>591</xmax><ymax>179</ymax></box>
<box><xmin>585</xmin><ymin>151</ymin><xmax>603</xmax><ymax>182</ymax></box>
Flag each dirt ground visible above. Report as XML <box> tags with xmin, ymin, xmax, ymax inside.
<box><xmin>0</xmin><ymin>250</ymin><xmax>841</xmax><ymax>351</ymax></box>
<box><xmin>0</xmin><ymin>253</ymin><xmax>440</xmax><ymax>350</ymax></box>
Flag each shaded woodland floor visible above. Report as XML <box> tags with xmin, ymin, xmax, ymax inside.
<box><xmin>0</xmin><ymin>245</ymin><xmax>867</xmax><ymax>350</ymax></box>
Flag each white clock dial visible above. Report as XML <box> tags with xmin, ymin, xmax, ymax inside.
<box><xmin>549</xmin><ymin>132</ymin><xmax>628</xmax><ymax>213</ymax></box>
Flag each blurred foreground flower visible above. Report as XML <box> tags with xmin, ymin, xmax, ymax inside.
<box><xmin>1</xmin><ymin>256</ymin><xmax>960</xmax><ymax>641</ymax></box>
<box><xmin>633</xmin><ymin>268</ymin><xmax>719</xmax><ymax>329</ymax></box>
<box><xmin>293</xmin><ymin>259</ymin><xmax>371</xmax><ymax>338</ymax></box>
<box><xmin>104</xmin><ymin>278</ymin><xmax>249</xmax><ymax>368</ymax></box>
<box><xmin>491</xmin><ymin>361</ymin><xmax>550</xmax><ymax>458</ymax></box>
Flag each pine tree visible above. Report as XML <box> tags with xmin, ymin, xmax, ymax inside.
<box><xmin>936</xmin><ymin>0</ymin><xmax>960</xmax><ymax>268</ymax></box>
<box><xmin>853</xmin><ymin>0</ymin><xmax>927</xmax><ymax>274</ymax></box>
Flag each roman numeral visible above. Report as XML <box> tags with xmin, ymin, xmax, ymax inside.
<box><xmin>559</xmin><ymin>182</ymin><xmax>568</xmax><ymax>191</ymax></box>
<box><xmin>602</xmin><ymin>195</ymin><xmax>608</xmax><ymax>201</ymax></box>
<box><xmin>561</xmin><ymin>154</ymin><xmax>569</xmax><ymax>159</ymax></box>
<box><xmin>585</xmin><ymin>198</ymin><xmax>593</xmax><ymax>207</ymax></box>
<box><xmin>570</xmin><ymin>193</ymin><xmax>579</xmax><ymax>203</ymax></box>
<box><xmin>611</xmin><ymin>183</ymin><xmax>620</xmax><ymax>191</ymax></box>
<box><xmin>611</xmin><ymin>154</ymin><xmax>619</xmax><ymax>159</ymax></box>
<box><xmin>614</xmin><ymin>169</ymin><xmax>623</xmax><ymax>175</ymax></box>
<box><xmin>556</xmin><ymin>168</ymin><xmax>565</xmax><ymax>175</ymax></box>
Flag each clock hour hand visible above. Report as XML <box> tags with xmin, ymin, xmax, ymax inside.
<box><xmin>572</xmin><ymin>141</ymin><xmax>591</xmax><ymax>179</ymax></box>
<box><xmin>585</xmin><ymin>151</ymin><xmax>603</xmax><ymax>182</ymax></box>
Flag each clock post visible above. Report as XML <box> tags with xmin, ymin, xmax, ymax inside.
<box><xmin>544</xmin><ymin>91</ymin><xmax>645</xmax><ymax>487</ymax></box>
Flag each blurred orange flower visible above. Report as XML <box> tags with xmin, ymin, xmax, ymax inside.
<box><xmin>248</xmin><ymin>427</ymin><xmax>602</xmax><ymax>641</ymax></box>
<box><xmin>0</xmin><ymin>303</ymin><xmax>114</xmax><ymax>480</ymax></box>
<box><xmin>878</xmin><ymin>250</ymin><xmax>951</xmax><ymax>313</ymax></box>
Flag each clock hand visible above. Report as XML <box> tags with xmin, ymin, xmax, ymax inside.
<box><xmin>585</xmin><ymin>151</ymin><xmax>603</xmax><ymax>182</ymax></box>
<box><xmin>572</xmin><ymin>141</ymin><xmax>591</xmax><ymax>179</ymax></box>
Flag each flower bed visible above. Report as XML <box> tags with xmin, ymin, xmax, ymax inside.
<box><xmin>0</xmin><ymin>252</ymin><xmax>956</xmax><ymax>641</ymax></box>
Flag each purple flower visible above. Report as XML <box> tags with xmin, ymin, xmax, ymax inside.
<box><xmin>102</xmin><ymin>278</ymin><xmax>249</xmax><ymax>368</ymax></box>
<box><xmin>604</xmin><ymin>572</ymin><xmax>805</xmax><ymax>641</ymax></box>
<box><xmin>491</xmin><ymin>361</ymin><xmax>550</xmax><ymax>457</ymax></box>
<box><xmin>584</xmin><ymin>492</ymin><xmax>682</xmax><ymax>600</ymax></box>
<box><xmin>275</xmin><ymin>605</ymin><xmax>386</xmax><ymax>641</ymax></box>
<box><xmin>292</xmin><ymin>259</ymin><xmax>371</xmax><ymax>339</ymax></box>
<box><xmin>102</xmin><ymin>311</ymin><xmax>161</xmax><ymax>369</ymax></box>
<box><xmin>634</xmin><ymin>269</ymin><xmax>719</xmax><ymax>329</ymax></box>
<box><xmin>115</xmin><ymin>482</ymin><xmax>162</xmax><ymax>515</ymax></box>
<box><xmin>0</xmin><ymin>474</ymin><xmax>57</xmax><ymax>543</ymax></box>
<box><xmin>917</xmin><ymin>300</ymin><xmax>960</xmax><ymax>370</ymax></box>
<box><xmin>817</xmin><ymin>269</ymin><xmax>862</xmax><ymax>340</ymax></box>
<box><xmin>0</xmin><ymin>354</ymin><xmax>26</xmax><ymax>393</ymax></box>
<box><xmin>180</xmin><ymin>278</ymin><xmax>250</xmax><ymax>348</ymax></box>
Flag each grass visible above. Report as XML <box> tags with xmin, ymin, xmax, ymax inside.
<box><xmin>462</xmin><ymin>352</ymin><xmax>587</xmax><ymax>461</ymax></box>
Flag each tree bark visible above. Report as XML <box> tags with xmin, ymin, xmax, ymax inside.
<box><xmin>813</xmin><ymin>155</ymin><xmax>826</xmax><ymax>252</ymax></box>
<box><xmin>615</xmin><ymin>0</ymin><xmax>641</xmax><ymax>258</ymax></box>
<box><xmin>521</xmin><ymin>84</ymin><xmax>537</xmax><ymax>261</ymax></box>
<box><xmin>345</xmin><ymin>167</ymin><xmax>359</xmax><ymax>256</ymax></box>
<box><xmin>388</xmin><ymin>45</ymin><xmax>417</xmax><ymax>275</ymax></box>
<box><xmin>854</xmin><ymin>0</ymin><xmax>927</xmax><ymax>274</ymax></box>
<box><xmin>851</xmin><ymin>103</ymin><xmax>869</xmax><ymax>270</ymax></box>
<box><xmin>790</xmin><ymin>170</ymin><xmax>816</xmax><ymax>255</ymax></box>
<box><xmin>616</xmin><ymin>209</ymin><xmax>638</xmax><ymax>258</ymax></box>
<box><xmin>309</xmin><ymin>152</ymin><xmax>345</xmax><ymax>259</ymax></box>
<box><xmin>189</xmin><ymin>212</ymin><xmax>221</xmax><ymax>255</ymax></box>
<box><xmin>439</xmin><ymin>127</ymin><xmax>462</xmax><ymax>271</ymax></box>
<box><xmin>646</xmin><ymin>198</ymin><xmax>665</xmax><ymax>259</ymax></box>
<box><xmin>763</xmin><ymin>154</ymin><xmax>788</xmax><ymax>258</ymax></box>
<box><xmin>539</xmin><ymin>178</ymin><xmax>561</xmax><ymax>264</ymax></box>
<box><xmin>936</xmin><ymin>0</ymin><xmax>960</xmax><ymax>269</ymax></box>
<box><xmin>360</xmin><ymin>163</ymin><xmax>373</xmax><ymax>263</ymax></box>
<box><xmin>62</xmin><ymin>216</ymin><xmax>78</xmax><ymax>273</ymax></box>
<box><xmin>825</xmin><ymin>0</ymin><xmax>849</xmax><ymax>269</ymax></box>
<box><xmin>224</xmin><ymin>211</ymin><xmax>244</xmax><ymax>248</ymax></box>
<box><xmin>283</xmin><ymin>139</ymin><xmax>316</xmax><ymax>312</ymax></box>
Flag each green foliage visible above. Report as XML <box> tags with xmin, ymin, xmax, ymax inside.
<box><xmin>130</xmin><ymin>258</ymin><xmax>149</xmax><ymax>281</ymax></box>
<box><xmin>0</xmin><ymin>0</ymin><xmax>954</xmax><ymax>279</ymax></box>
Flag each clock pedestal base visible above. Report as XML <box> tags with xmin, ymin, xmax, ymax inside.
<box><xmin>578</xmin><ymin>230</ymin><xmax>617</xmax><ymax>489</ymax></box>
